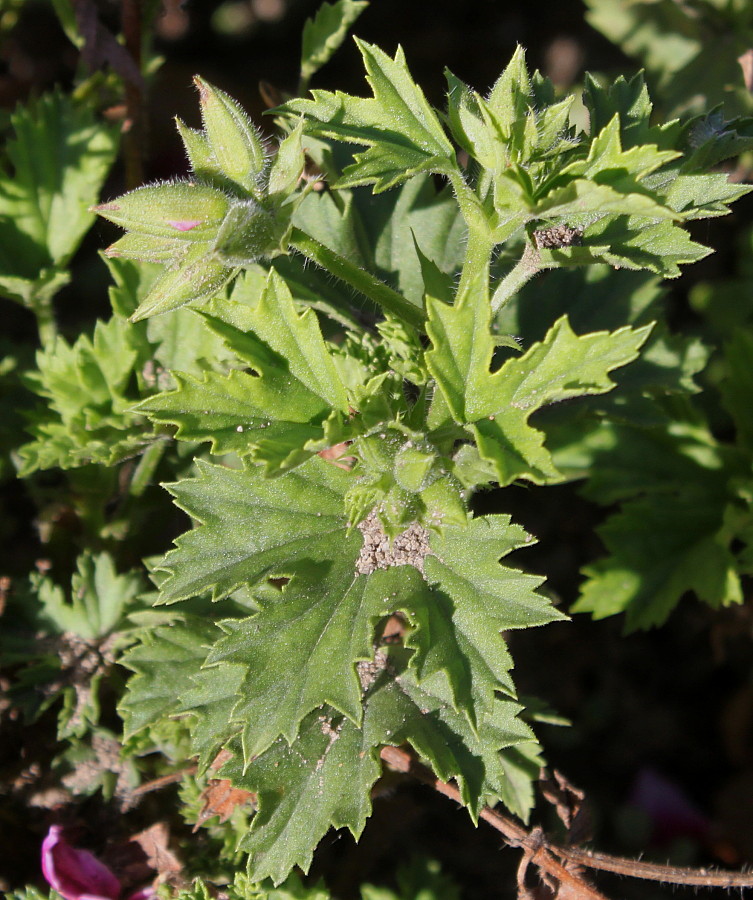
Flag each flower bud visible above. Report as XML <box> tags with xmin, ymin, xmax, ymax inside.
<box><xmin>195</xmin><ymin>76</ymin><xmax>266</xmax><ymax>191</ymax></box>
<box><xmin>94</xmin><ymin>182</ymin><xmax>229</xmax><ymax>242</ymax></box>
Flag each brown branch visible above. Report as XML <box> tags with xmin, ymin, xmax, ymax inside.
<box><xmin>131</xmin><ymin>766</ymin><xmax>197</xmax><ymax>797</ymax></box>
<box><xmin>379</xmin><ymin>745</ymin><xmax>753</xmax><ymax>893</ymax></box>
<box><xmin>379</xmin><ymin>746</ymin><xmax>608</xmax><ymax>900</ymax></box>
<box><xmin>560</xmin><ymin>847</ymin><xmax>753</xmax><ymax>889</ymax></box>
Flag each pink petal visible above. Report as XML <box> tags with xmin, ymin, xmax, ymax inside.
<box><xmin>41</xmin><ymin>826</ymin><xmax>121</xmax><ymax>900</ymax></box>
<box><xmin>166</xmin><ymin>219</ymin><xmax>202</xmax><ymax>232</ymax></box>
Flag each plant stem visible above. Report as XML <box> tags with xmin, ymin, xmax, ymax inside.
<box><xmin>490</xmin><ymin>244</ymin><xmax>540</xmax><ymax>315</ymax></box>
<box><xmin>33</xmin><ymin>293</ymin><xmax>58</xmax><ymax>346</ymax></box>
<box><xmin>380</xmin><ymin>746</ymin><xmax>608</xmax><ymax>900</ymax></box>
<box><xmin>456</xmin><ymin>227</ymin><xmax>494</xmax><ymax>299</ymax></box>
<box><xmin>380</xmin><ymin>745</ymin><xmax>753</xmax><ymax>893</ymax></box>
<box><xmin>288</xmin><ymin>226</ymin><xmax>425</xmax><ymax>329</ymax></box>
<box><xmin>128</xmin><ymin>439</ymin><xmax>166</xmax><ymax>497</ymax></box>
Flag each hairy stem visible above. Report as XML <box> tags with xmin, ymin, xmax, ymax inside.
<box><xmin>288</xmin><ymin>226</ymin><xmax>425</xmax><ymax>329</ymax></box>
<box><xmin>490</xmin><ymin>243</ymin><xmax>540</xmax><ymax>315</ymax></box>
<box><xmin>380</xmin><ymin>745</ymin><xmax>753</xmax><ymax>893</ymax></box>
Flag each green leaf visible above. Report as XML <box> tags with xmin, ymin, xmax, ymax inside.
<box><xmin>156</xmin><ymin>457</ymin><xmax>353</xmax><ymax>604</ymax></box>
<box><xmin>411</xmin><ymin>516</ymin><xmax>563</xmax><ymax>720</ymax></box>
<box><xmin>426</xmin><ymin>278</ymin><xmax>649</xmax><ymax>484</ymax></box>
<box><xmin>283</xmin><ymin>39</ymin><xmax>456</xmax><ymax>191</ymax></box>
<box><xmin>222</xmin><ymin>270</ymin><xmax>350</xmax><ymax>411</ymax></box>
<box><xmin>35</xmin><ymin>552</ymin><xmax>143</xmax><ymax>640</ymax></box>
<box><xmin>119</xmin><ymin>616</ymin><xmax>225</xmax><ymax>738</ymax></box>
<box><xmin>18</xmin><ymin>315</ymin><xmax>152</xmax><ymax>473</ymax></box>
<box><xmin>575</xmin><ymin>494</ymin><xmax>742</xmax><ymax>629</ymax></box>
<box><xmin>0</xmin><ymin>90</ymin><xmax>118</xmax><ymax>305</ymax></box>
<box><xmin>300</xmin><ymin>0</ymin><xmax>369</xmax><ymax>87</ymax></box>
<box><xmin>222</xmin><ymin>671</ymin><xmax>531</xmax><ymax>883</ymax></box>
<box><xmin>141</xmin><ymin>271</ymin><xmax>351</xmax><ymax>471</ymax></box>
<box><xmin>543</xmin><ymin>215</ymin><xmax>711</xmax><ymax>278</ymax></box>
<box><xmin>683</xmin><ymin>108</ymin><xmax>753</xmax><ymax>170</ymax></box>
<box><xmin>205</xmin><ymin>563</ymin><xmax>400</xmax><ymax>760</ymax></box>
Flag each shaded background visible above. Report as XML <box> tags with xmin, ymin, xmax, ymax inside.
<box><xmin>2</xmin><ymin>2</ymin><xmax>753</xmax><ymax>898</ymax></box>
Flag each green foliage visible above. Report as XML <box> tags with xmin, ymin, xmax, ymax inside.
<box><xmin>17</xmin><ymin>314</ymin><xmax>155</xmax><ymax>474</ymax></box>
<box><xmin>585</xmin><ymin>0</ymin><xmax>753</xmax><ymax>117</ymax></box>
<box><xmin>0</xmin><ymin>552</ymin><xmax>145</xmax><ymax>737</ymax></box>
<box><xmin>300</xmin><ymin>0</ymin><xmax>369</xmax><ymax>90</ymax></box>
<box><xmin>165</xmin><ymin>859</ymin><xmax>457</xmax><ymax>900</ymax></box>
<box><xmin>6</xmin><ymin>3</ymin><xmax>753</xmax><ymax>896</ymax></box>
<box><xmin>0</xmin><ymin>90</ymin><xmax>119</xmax><ymax>322</ymax></box>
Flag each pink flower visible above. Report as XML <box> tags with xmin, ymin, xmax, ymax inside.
<box><xmin>41</xmin><ymin>826</ymin><xmax>154</xmax><ymax>900</ymax></box>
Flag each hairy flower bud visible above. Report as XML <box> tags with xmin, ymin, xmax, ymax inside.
<box><xmin>94</xmin><ymin>182</ymin><xmax>229</xmax><ymax>242</ymax></box>
<box><xmin>194</xmin><ymin>76</ymin><xmax>267</xmax><ymax>191</ymax></box>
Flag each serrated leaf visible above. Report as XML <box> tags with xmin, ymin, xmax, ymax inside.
<box><xmin>119</xmin><ymin>616</ymin><xmax>224</xmax><ymax>737</ymax></box>
<box><xmin>204</xmin><ymin>563</ymin><xmax>405</xmax><ymax>760</ymax></box>
<box><xmin>426</xmin><ymin>278</ymin><xmax>649</xmax><ymax>484</ymax></box>
<box><xmin>36</xmin><ymin>552</ymin><xmax>143</xmax><ymax>640</ymax></box>
<box><xmin>575</xmin><ymin>494</ymin><xmax>742</xmax><ymax>630</ymax></box>
<box><xmin>300</xmin><ymin>0</ymin><xmax>369</xmax><ymax>86</ymax></box>
<box><xmin>283</xmin><ymin>40</ymin><xmax>456</xmax><ymax>191</ymax></box>
<box><xmin>407</xmin><ymin>516</ymin><xmax>562</xmax><ymax>721</ymax></box>
<box><xmin>222</xmin><ymin>669</ymin><xmax>531</xmax><ymax>883</ymax></box>
<box><xmin>663</xmin><ymin>173</ymin><xmax>751</xmax><ymax>220</ymax></box>
<box><xmin>583</xmin><ymin>71</ymin><xmax>679</xmax><ymax>149</ymax></box>
<box><xmin>0</xmin><ymin>90</ymin><xmax>118</xmax><ymax>301</ymax></box>
<box><xmin>545</xmin><ymin>215</ymin><xmax>711</xmax><ymax>278</ymax></box>
<box><xmin>18</xmin><ymin>315</ymin><xmax>151</xmax><ymax>473</ymax></box>
<box><xmin>138</xmin><ymin>368</ymin><xmax>327</xmax><ymax>459</ymax></box>
<box><xmin>140</xmin><ymin>271</ymin><xmax>351</xmax><ymax>470</ymax></box>
<box><xmin>683</xmin><ymin>108</ymin><xmax>753</xmax><ymax>170</ymax></box>
<box><xmin>157</xmin><ymin>457</ymin><xmax>353</xmax><ymax>604</ymax></box>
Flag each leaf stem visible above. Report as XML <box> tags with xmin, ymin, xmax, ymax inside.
<box><xmin>128</xmin><ymin>439</ymin><xmax>166</xmax><ymax>497</ymax></box>
<box><xmin>457</xmin><ymin>227</ymin><xmax>495</xmax><ymax>298</ymax></box>
<box><xmin>490</xmin><ymin>244</ymin><xmax>541</xmax><ymax>315</ymax></box>
<box><xmin>288</xmin><ymin>226</ymin><xmax>425</xmax><ymax>329</ymax></box>
<box><xmin>33</xmin><ymin>293</ymin><xmax>58</xmax><ymax>346</ymax></box>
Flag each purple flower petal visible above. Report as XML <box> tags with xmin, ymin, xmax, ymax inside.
<box><xmin>41</xmin><ymin>826</ymin><xmax>122</xmax><ymax>900</ymax></box>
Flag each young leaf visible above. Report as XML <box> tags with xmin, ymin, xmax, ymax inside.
<box><xmin>282</xmin><ymin>40</ymin><xmax>457</xmax><ymax>191</ymax></box>
<box><xmin>18</xmin><ymin>315</ymin><xmax>152</xmax><ymax>473</ymax></box>
<box><xmin>425</xmin><ymin>277</ymin><xmax>650</xmax><ymax>484</ymax></box>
